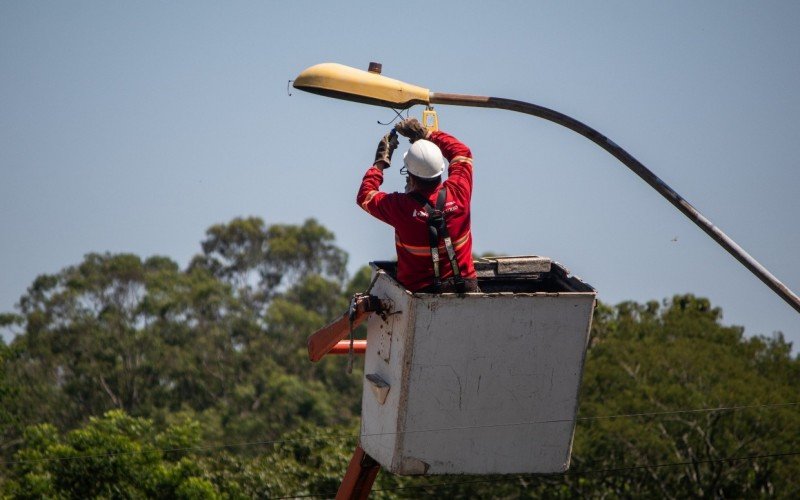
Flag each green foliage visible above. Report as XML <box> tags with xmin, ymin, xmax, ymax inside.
<box><xmin>191</xmin><ymin>217</ymin><xmax>347</xmax><ymax>309</ymax></box>
<box><xmin>5</xmin><ymin>412</ymin><xmax>364</xmax><ymax>499</ymax></box>
<box><xmin>0</xmin><ymin>218</ymin><xmax>364</xmax><ymax>473</ymax></box>
<box><xmin>5</xmin><ymin>410</ymin><xmax>212</xmax><ymax>499</ymax></box>
<box><xmin>565</xmin><ymin>294</ymin><xmax>800</xmax><ymax>498</ymax></box>
<box><xmin>0</xmin><ymin>340</ymin><xmax>18</xmax><ymax>456</ymax></box>
<box><xmin>345</xmin><ymin>265</ymin><xmax>373</xmax><ymax>298</ymax></box>
<box><xmin>1</xmin><ymin>216</ymin><xmax>798</xmax><ymax>497</ymax></box>
<box><xmin>3</xmin><ymin>253</ymin><xmax>249</xmax><ymax>434</ymax></box>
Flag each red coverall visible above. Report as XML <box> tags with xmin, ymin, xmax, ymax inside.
<box><xmin>356</xmin><ymin>130</ymin><xmax>477</xmax><ymax>292</ymax></box>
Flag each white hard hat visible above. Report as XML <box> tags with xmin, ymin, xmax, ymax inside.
<box><xmin>402</xmin><ymin>139</ymin><xmax>445</xmax><ymax>179</ymax></box>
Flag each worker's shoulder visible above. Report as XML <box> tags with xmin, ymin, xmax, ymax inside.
<box><xmin>381</xmin><ymin>191</ymin><xmax>419</xmax><ymax>208</ymax></box>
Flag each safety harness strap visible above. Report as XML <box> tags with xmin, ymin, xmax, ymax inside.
<box><xmin>409</xmin><ymin>187</ymin><xmax>465</xmax><ymax>293</ymax></box>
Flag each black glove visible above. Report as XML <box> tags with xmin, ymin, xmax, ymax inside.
<box><xmin>394</xmin><ymin>117</ymin><xmax>428</xmax><ymax>143</ymax></box>
<box><xmin>374</xmin><ymin>131</ymin><xmax>399</xmax><ymax>168</ymax></box>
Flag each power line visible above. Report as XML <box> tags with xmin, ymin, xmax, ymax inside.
<box><xmin>577</xmin><ymin>401</ymin><xmax>800</xmax><ymax>421</ymax></box>
<box><xmin>280</xmin><ymin>450</ymin><xmax>800</xmax><ymax>499</ymax></box>
<box><xmin>2</xmin><ymin>401</ymin><xmax>796</xmax><ymax>466</ymax></box>
<box><xmin>357</xmin><ymin>402</ymin><xmax>800</xmax><ymax>439</ymax></box>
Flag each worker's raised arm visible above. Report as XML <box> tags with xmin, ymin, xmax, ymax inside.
<box><xmin>394</xmin><ymin>118</ymin><xmax>472</xmax><ymax>164</ymax></box>
<box><xmin>426</xmin><ymin>130</ymin><xmax>472</xmax><ymax>165</ymax></box>
<box><xmin>356</xmin><ymin>132</ymin><xmax>400</xmax><ymax>225</ymax></box>
<box><xmin>427</xmin><ymin>129</ymin><xmax>473</xmax><ymax>202</ymax></box>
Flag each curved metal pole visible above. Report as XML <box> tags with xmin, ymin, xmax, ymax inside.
<box><xmin>430</xmin><ymin>92</ymin><xmax>800</xmax><ymax>314</ymax></box>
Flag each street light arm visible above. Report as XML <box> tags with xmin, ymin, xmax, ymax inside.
<box><xmin>430</xmin><ymin>92</ymin><xmax>800</xmax><ymax>314</ymax></box>
<box><xmin>290</xmin><ymin>62</ymin><xmax>799</xmax><ymax>314</ymax></box>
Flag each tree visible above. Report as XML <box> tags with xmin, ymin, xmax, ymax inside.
<box><xmin>6</xmin><ymin>214</ymin><xmax>796</xmax><ymax>496</ymax></box>
<box><xmin>0</xmin><ymin>337</ymin><xmax>18</xmax><ymax>458</ymax></box>
<box><xmin>4</xmin><ymin>411</ymin><xmax>387</xmax><ymax>499</ymax></box>
<box><xmin>0</xmin><ymin>254</ymin><xmax>252</xmax><ymax>431</ymax></box>
<box><xmin>0</xmin><ymin>218</ymin><xmax>363</xmax><ymax>473</ymax></box>
<box><xmin>191</xmin><ymin>217</ymin><xmax>347</xmax><ymax>310</ymax></box>
<box><xmin>4</xmin><ymin>410</ymin><xmax>217</xmax><ymax>499</ymax></box>
<box><xmin>567</xmin><ymin>295</ymin><xmax>800</xmax><ymax>498</ymax></box>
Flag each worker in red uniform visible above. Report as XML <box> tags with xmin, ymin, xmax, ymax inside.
<box><xmin>357</xmin><ymin>118</ymin><xmax>479</xmax><ymax>293</ymax></box>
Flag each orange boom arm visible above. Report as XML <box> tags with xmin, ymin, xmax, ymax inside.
<box><xmin>307</xmin><ymin>295</ymin><xmax>383</xmax><ymax>362</ymax></box>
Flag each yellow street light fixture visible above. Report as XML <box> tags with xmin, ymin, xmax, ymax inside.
<box><xmin>293</xmin><ymin>62</ymin><xmax>800</xmax><ymax>314</ymax></box>
<box><xmin>292</xmin><ymin>62</ymin><xmax>430</xmax><ymax>108</ymax></box>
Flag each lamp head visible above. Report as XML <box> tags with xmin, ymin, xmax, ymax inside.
<box><xmin>293</xmin><ymin>62</ymin><xmax>430</xmax><ymax>109</ymax></box>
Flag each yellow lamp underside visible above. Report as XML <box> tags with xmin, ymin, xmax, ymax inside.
<box><xmin>293</xmin><ymin>63</ymin><xmax>430</xmax><ymax>109</ymax></box>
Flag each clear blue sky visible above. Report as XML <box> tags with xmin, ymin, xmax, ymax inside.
<box><xmin>2</xmin><ymin>1</ymin><xmax>799</xmax><ymax>347</ymax></box>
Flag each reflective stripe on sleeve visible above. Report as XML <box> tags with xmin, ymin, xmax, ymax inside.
<box><xmin>450</xmin><ymin>156</ymin><xmax>473</xmax><ymax>165</ymax></box>
<box><xmin>360</xmin><ymin>190</ymin><xmax>380</xmax><ymax>212</ymax></box>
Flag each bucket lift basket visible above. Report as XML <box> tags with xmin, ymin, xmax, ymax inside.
<box><xmin>358</xmin><ymin>256</ymin><xmax>597</xmax><ymax>475</ymax></box>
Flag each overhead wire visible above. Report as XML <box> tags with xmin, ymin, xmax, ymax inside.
<box><xmin>1</xmin><ymin>401</ymin><xmax>796</xmax><ymax>466</ymax></box>
<box><xmin>376</xmin><ymin>107</ymin><xmax>407</xmax><ymax>126</ymax></box>
<box><xmin>358</xmin><ymin>401</ymin><xmax>800</xmax><ymax>439</ymax></box>
<box><xmin>576</xmin><ymin>401</ymin><xmax>800</xmax><ymax>421</ymax></box>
